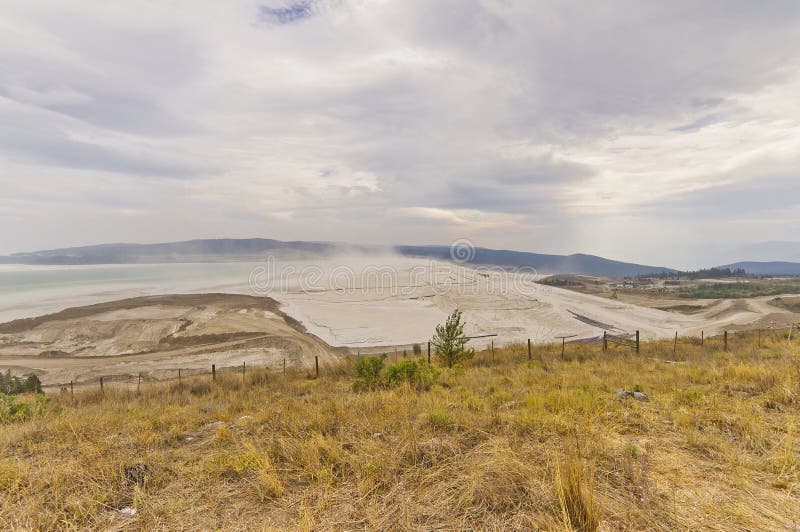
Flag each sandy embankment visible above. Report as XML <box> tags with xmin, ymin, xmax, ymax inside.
<box><xmin>0</xmin><ymin>294</ymin><xmax>341</xmax><ymax>386</ymax></box>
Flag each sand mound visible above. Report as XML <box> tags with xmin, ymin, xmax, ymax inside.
<box><xmin>0</xmin><ymin>294</ymin><xmax>340</xmax><ymax>385</ymax></box>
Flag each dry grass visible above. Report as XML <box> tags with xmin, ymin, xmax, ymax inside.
<box><xmin>0</xmin><ymin>332</ymin><xmax>799</xmax><ymax>530</ymax></box>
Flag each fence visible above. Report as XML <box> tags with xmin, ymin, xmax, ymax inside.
<box><xmin>42</xmin><ymin>356</ymin><xmax>309</xmax><ymax>397</ymax></box>
<box><xmin>603</xmin><ymin>330</ymin><xmax>640</xmax><ymax>352</ymax></box>
<box><xmin>37</xmin><ymin>324</ymin><xmax>799</xmax><ymax>396</ymax></box>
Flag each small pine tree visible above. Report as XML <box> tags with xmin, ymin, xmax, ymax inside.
<box><xmin>24</xmin><ymin>374</ymin><xmax>42</xmax><ymax>394</ymax></box>
<box><xmin>431</xmin><ymin>309</ymin><xmax>474</xmax><ymax>368</ymax></box>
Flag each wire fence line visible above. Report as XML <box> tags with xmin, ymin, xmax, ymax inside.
<box><xmin>42</xmin><ymin>359</ymin><xmax>294</xmax><ymax>395</ymax></box>
<box><xmin>39</xmin><ymin>324</ymin><xmax>799</xmax><ymax>396</ymax></box>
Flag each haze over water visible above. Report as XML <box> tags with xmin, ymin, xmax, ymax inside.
<box><xmin>0</xmin><ymin>263</ymin><xmax>262</xmax><ymax>323</ymax></box>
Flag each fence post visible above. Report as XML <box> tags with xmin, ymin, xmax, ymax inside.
<box><xmin>491</xmin><ymin>339</ymin><xmax>495</xmax><ymax>363</ymax></box>
<box><xmin>212</xmin><ymin>364</ymin><xmax>216</xmax><ymax>382</ymax></box>
<box><xmin>100</xmin><ymin>377</ymin><xmax>104</xmax><ymax>394</ymax></box>
<box><xmin>603</xmin><ymin>331</ymin><xmax>608</xmax><ymax>352</ymax></box>
<box><xmin>178</xmin><ymin>368</ymin><xmax>182</xmax><ymax>383</ymax></box>
<box><xmin>758</xmin><ymin>329</ymin><xmax>761</xmax><ymax>348</ymax></box>
<box><xmin>70</xmin><ymin>380</ymin><xmax>74</xmax><ymax>400</ymax></box>
<box><xmin>561</xmin><ymin>337</ymin><xmax>566</xmax><ymax>360</ymax></box>
<box><xmin>315</xmin><ymin>356</ymin><xmax>319</xmax><ymax>378</ymax></box>
<box><xmin>427</xmin><ymin>342</ymin><xmax>431</xmax><ymax>364</ymax></box>
<box><xmin>137</xmin><ymin>372</ymin><xmax>142</xmax><ymax>393</ymax></box>
<box><xmin>701</xmin><ymin>330</ymin><xmax>704</xmax><ymax>347</ymax></box>
<box><xmin>789</xmin><ymin>324</ymin><xmax>794</xmax><ymax>342</ymax></box>
<box><xmin>283</xmin><ymin>358</ymin><xmax>286</xmax><ymax>374</ymax></box>
<box><xmin>527</xmin><ymin>338</ymin><xmax>532</xmax><ymax>361</ymax></box>
<box><xmin>724</xmin><ymin>331</ymin><xmax>728</xmax><ymax>351</ymax></box>
<box><xmin>673</xmin><ymin>332</ymin><xmax>678</xmax><ymax>355</ymax></box>
<box><xmin>242</xmin><ymin>361</ymin><xmax>246</xmax><ymax>383</ymax></box>
<box><xmin>635</xmin><ymin>330</ymin><xmax>640</xmax><ymax>353</ymax></box>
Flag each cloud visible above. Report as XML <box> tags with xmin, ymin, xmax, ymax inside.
<box><xmin>1</xmin><ymin>0</ymin><xmax>800</xmax><ymax>267</ymax></box>
<box><xmin>0</xmin><ymin>98</ymin><xmax>205</xmax><ymax>178</ymax></box>
<box><xmin>389</xmin><ymin>207</ymin><xmax>523</xmax><ymax>231</ymax></box>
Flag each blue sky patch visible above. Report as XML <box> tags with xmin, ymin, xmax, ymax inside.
<box><xmin>671</xmin><ymin>113</ymin><xmax>724</xmax><ymax>133</ymax></box>
<box><xmin>260</xmin><ymin>2</ymin><xmax>315</xmax><ymax>25</ymax></box>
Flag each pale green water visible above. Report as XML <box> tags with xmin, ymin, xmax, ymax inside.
<box><xmin>0</xmin><ymin>262</ymin><xmax>263</xmax><ymax>323</ymax></box>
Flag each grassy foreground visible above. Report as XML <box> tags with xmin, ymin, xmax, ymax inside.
<box><xmin>1</xmin><ymin>334</ymin><xmax>798</xmax><ymax>530</ymax></box>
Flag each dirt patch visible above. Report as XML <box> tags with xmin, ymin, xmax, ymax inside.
<box><xmin>566</xmin><ymin>310</ymin><xmax>621</xmax><ymax>332</ymax></box>
<box><xmin>157</xmin><ymin>332</ymin><xmax>264</xmax><ymax>348</ymax></box>
<box><xmin>769</xmin><ymin>296</ymin><xmax>800</xmax><ymax>313</ymax></box>
<box><xmin>37</xmin><ymin>350</ymin><xmax>73</xmax><ymax>358</ymax></box>
<box><xmin>657</xmin><ymin>304</ymin><xmax>706</xmax><ymax>314</ymax></box>
<box><xmin>706</xmin><ymin>299</ymin><xmax>753</xmax><ymax>320</ymax></box>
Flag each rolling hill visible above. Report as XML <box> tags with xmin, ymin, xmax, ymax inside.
<box><xmin>395</xmin><ymin>245</ymin><xmax>677</xmax><ymax>277</ymax></box>
<box><xmin>2</xmin><ymin>238</ymin><xmax>678</xmax><ymax>277</ymax></box>
<box><xmin>0</xmin><ymin>238</ymin><xmax>344</xmax><ymax>265</ymax></box>
<box><xmin>717</xmin><ymin>261</ymin><xmax>800</xmax><ymax>276</ymax></box>
<box><xmin>726</xmin><ymin>241</ymin><xmax>800</xmax><ymax>263</ymax></box>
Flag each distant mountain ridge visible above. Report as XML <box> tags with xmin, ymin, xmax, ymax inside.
<box><xmin>4</xmin><ymin>238</ymin><xmax>800</xmax><ymax>277</ymax></box>
<box><xmin>717</xmin><ymin>261</ymin><xmax>800</xmax><ymax>276</ymax></box>
<box><xmin>0</xmin><ymin>238</ymin><xmax>346</xmax><ymax>265</ymax></box>
<box><xmin>715</xmin><ymin>240</ymin><xmax>800</xmax><ymax>275</ymax></box>
<box><xmin>395</xmin><ymin>245</ymin><xmax>678</xmax><ymax>277</ymax></box>
<box><xmin>0</xmin><ymin>238</ymin><xmax>679</xmax><ymax>277</ymax></box>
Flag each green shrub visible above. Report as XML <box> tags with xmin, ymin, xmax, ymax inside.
<box><xmin>0</xmin><ymin>395</ymin><xmax>33</xmax><ymax>424</ymax></box>
<box><xmin>353</xmin><ymin>354</ymin><xmax>387</xmax><ymax>391</ymax></box>
<box><xmin>352</xmin><ymin>356</ymin><xmax>439</xmax><ymax>391</ymax></box>
<box><xmin>381</xmin><ymin>360</ymin><xmax>439</xmax><ymax>390</ymax></box>
<box><xmin>412</xmin><ymin>343</ymin><xmax>422</xmax><ymax>356</ymax></box>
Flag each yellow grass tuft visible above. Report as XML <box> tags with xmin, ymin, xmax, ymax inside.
<box><xmin>555</xmin><ymin>450</ymin><xmax>598</xmax><ymax>532</ymax></box>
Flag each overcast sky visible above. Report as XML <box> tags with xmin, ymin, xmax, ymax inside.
<box><xmin>2</xmin><ymin>1</ymin><xmax>800</xmax><ymax>268</ymax></box>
